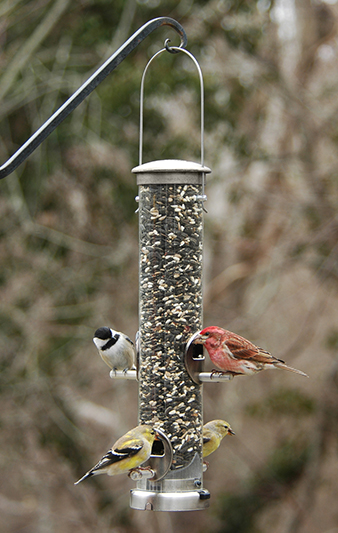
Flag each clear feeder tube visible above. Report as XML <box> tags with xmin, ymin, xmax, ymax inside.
<box><xmin>131</xmin><ymin>160</ymin><xmax>211</xmax><ymax>512</ymax></box>
<box><xmin>139</xmin><ymin>181</ymin><xmax>203</xmax><ymax>465</ymax></box>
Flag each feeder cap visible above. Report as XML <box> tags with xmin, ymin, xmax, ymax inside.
<box><xmin>132</xmin><ymin>159</ymin><xmax>211</xmax><ymax>185</ymax></box>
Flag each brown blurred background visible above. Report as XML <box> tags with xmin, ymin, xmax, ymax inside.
<box><xmin>0</xmin><ymin>0</ymin><xmax>338</xmax><ymax>531</ymax></box>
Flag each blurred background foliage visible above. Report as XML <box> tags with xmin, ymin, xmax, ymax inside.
<box><xmin>1</xmin><ymin>0</ymin><xmax>338</xmax><ymax>531</ymax></box>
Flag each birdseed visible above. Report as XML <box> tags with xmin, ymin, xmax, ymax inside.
<box><xmin>138</xmin><ymin>183</ymin><xmax>203</xmax><ymax>470</ymax></box>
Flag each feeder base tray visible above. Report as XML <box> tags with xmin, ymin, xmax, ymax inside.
<box><xmin>130</xmin><ymin>488</ymin><xmax>210</xmax><ymax>512</ymax></box>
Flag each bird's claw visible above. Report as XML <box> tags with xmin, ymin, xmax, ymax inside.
<box><xmin>128</xmin><ymin>466</ymin><xmax>155</xmax><ymax>481</ymax></box>
<box><xmin>210</xmin><ymin>369</ymin><xmax>229</xmax><ymax>379</ymax></box>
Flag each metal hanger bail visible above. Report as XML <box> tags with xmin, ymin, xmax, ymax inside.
<box><xmin>139</xmin><ymin>40</ymin><xmax>205</xmax><ymax>170</ymax></box>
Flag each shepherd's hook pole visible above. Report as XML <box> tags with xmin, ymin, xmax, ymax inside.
<box><xmin>0</xmin><ymin>17</ymin><xmax>187</xmax><ymax>180</ymax></box>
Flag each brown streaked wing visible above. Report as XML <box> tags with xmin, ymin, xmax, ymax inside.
<box><xmin>224</xmin><ymin>332</ymin><xmax>275</xmax><ymax>363</ymax></box>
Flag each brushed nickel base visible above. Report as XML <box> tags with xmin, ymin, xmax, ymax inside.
<box><xmin>130</xmin><ymin>488</ymin><xmax>210</xmax><ymax>512</ymax></box>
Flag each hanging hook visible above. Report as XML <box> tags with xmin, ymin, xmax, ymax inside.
<box><xmin>164</xmin><ymin>38</ymin><xmax>180</xmax><ymax>54</ymax></box>
<box><xmin>0</xmin><ymin>17</ymin><xmax>187</xmax><ymax>181</ymax></box>
<box><xmin>139</xmin><ymin>41</ymin><xmax>208</xmax><ymax>211</ymax></box>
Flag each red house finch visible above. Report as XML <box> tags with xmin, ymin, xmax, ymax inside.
<box><xmin>192</xmin><ymin>326</ymin><xmax>308</xmax><ymax>378</ymax></box>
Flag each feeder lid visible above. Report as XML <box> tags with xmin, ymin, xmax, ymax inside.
<box><xmin>132</xmin><ymin>159</ymin><xmax>211</xmax><ymax>185</ymax></box>
<box><xmin>132</xmin><ymin>159</ymin><xmax>211</xmax><ymax>173</ymax></box>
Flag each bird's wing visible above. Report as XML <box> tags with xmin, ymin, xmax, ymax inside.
<box><xmin>203</xmin><ymin>428</ymin><xmax>213</xmax><ymax>445</ymax></box>
<box><xmin>114</xmin><ymin>436</ymin><xmax>144</xmax><ymax>457</ymax></box>
<box><xmin>92</xmin><ymin>440</ymin><xmax>144</xmax><ymax>471</ymax></box>
<box><xmin>124</xmin><ymin>335</ymin><xmax>134</xmax><ymax>346</ymax></box>
<box><xmin>224</xmin><ymin>333</ymin><xmax>279</xmax><ymax>363</ymax></box>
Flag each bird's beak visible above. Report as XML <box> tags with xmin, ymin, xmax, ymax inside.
<box><xmin>186</xmin><ymin>331</ymin><xmax>204</xmax><ymax>350</ymax></box>
<box><xmin>228</xmin><ymin>428</ymin><xmax>235</xmax><ymax>436</ymax></box>
<box><xmin>194</xmin><ymin>334</ymin><xmax>210</xmax><ymax>344</ymax></box>
<box><xmin>190</xmin><ymin>332</ymin><xmax>207</xmax><ymax>345</ymax></box>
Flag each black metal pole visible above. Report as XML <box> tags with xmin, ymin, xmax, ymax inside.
<box><xmin>0</xmin><ymin>17</ymin><xmax>187</xmax><ymax>180</ymax></box>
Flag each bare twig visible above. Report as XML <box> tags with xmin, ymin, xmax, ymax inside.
<box><xmin>0</xmin><ymin>0</ymin><xmax>71</xmax><ymax>100</ymax></box>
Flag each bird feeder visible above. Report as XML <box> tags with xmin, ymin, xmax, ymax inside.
<box><xmin>0</xmin><ymin>17</ymin><xmax>233</xmax><ymax>513</ymax></box>
<box><xmin>132</xmin><ymin>153</ymin><xmax>210</xmax><ymax>510</ymax></box>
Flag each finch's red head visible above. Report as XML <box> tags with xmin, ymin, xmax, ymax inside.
<box><xmin>193</xmin><ymin>326</ymin><xmax>225</xmax><ymax>345</ymax></box>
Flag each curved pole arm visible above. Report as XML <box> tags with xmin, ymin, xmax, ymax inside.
<box><xmin>0</xmin><ymin>17</ymin><xmax>187</xmax><ymax>180</ymax></box>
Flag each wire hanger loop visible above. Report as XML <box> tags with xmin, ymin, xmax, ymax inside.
<box><xmin>139</xmin><ymin>41</ymin><xmax>205</xmax><ymax>168</ymax></box>
<box><xmin>138</xmin><ymin>40</ymin><xmax>207</xmax><ymax>209</ymax></box>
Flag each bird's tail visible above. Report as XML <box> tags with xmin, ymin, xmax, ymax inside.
<box><xmin>74</xmin><ymin>470</ymin><xmax>94</xmax><ymax>485</ymax></box>
<box><xmin>275</xmin><ymin>362</ymin><xmax>308</xmax><ymax>378</ymax></box>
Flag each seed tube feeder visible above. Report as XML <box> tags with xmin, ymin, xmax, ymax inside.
<box><xmin>128</xmin><ymin>46</ymin><xmax>211</xmax><ymax>511</ymax></box>
<box><xmin>132</xmin><ymin>160</ymin><xmax>210</xmax><ymax>511</ymax></box>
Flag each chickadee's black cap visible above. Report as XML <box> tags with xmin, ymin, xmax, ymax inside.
<box><xmin>94</xmin><ymin>327</ymin><xmax>112</xmax><ymax>340</ymax></box>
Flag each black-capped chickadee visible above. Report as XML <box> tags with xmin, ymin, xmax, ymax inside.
<box><xmin>93</xmin><ymin>327</ymin><xmax>135</xmax><ymax>373</ymax></box>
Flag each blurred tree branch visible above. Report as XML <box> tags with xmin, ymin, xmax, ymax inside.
<box><xmin>0</xmin><ymin>0</ymin><xmax>71</xmax><ymax>101</ymax></box>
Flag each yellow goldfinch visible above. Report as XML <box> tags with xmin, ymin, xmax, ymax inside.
<box><xmin>75</xmin><ymin>425</ymin><xmax>156</xmax><ymax>484</ymax></box>
<box><xmin>203</xmin><ymin>419</ymin><xmax>235</xmax><ymax>458</ymax></box>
